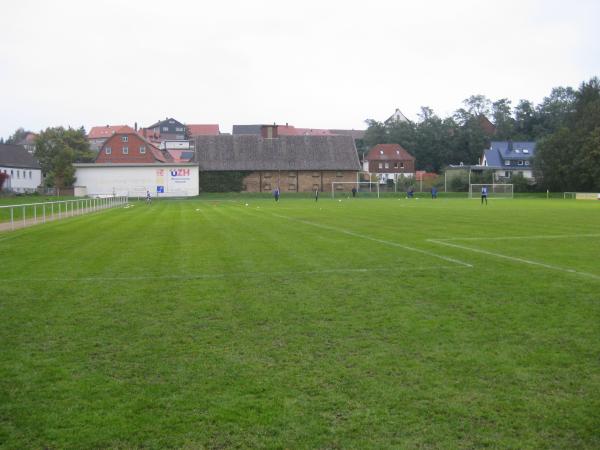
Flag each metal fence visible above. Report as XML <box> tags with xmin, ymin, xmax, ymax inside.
<box><xmin>0</xmin><ymin>196</ymin><xmax>128</xmax><ymax>232</ymax></box>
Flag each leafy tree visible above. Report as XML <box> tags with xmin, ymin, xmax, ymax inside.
<box><xmin>536</xmin><ymin>86</ymin><xmax>576</xmax><ymax>136</ymax></box>
<box><xmin>492</xmin><ymin>98</ymin><xmax>515</xmax><ymax>140</ymax></box>
<box><xmin>462</xmin><ymin>95</ymin><xmax>492</xmax><ymax>117</ymax></box>
<box><xmin>536</xmin><ymin>77</ymin><xmax>600</xmax><ymax>191</ymax></box>
<box><xmin>513</xmin><ymin>99</ymin><xmax>538</xmax><ymax>140</ymax></box>
<box><xmin>34</xmin><ymin>127</ymin><xmax>95</xmax><ymax>188</ymax></box>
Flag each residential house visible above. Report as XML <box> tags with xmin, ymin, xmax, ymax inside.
<box><xmin>186</xmin><ymin>124</ymin><xmax>220</xmax><ymax>137</ymax></box>
<box><xmin>88</xmin><ymin>125</ymin><xmax>127</xmax><ymax>152</ymax></box>
<box><xmin>480</xmin><ymin>141</ymin><xmax>536</xmax><ymax>180</ymax></box>
<box><xmin>385</xmin><ymin>108</ymin><xmax>410</xmax><ymax>124</ymax></box>
<box><xmin>145</xmin><ymin>118</ymin><xmax>188</xmax><ymax>140</ymax></box>
<box><xmin>364</xmin><ymin>143</ymin><xmax>416</xmax><ymax>183</ymax></box>
<box><xmin>194</xmin><ymin>134</ymin><xmax>361</xmax><ymax>193</ymax></box>
<box><xmin>16</xmin><ymin>131</ymin><xmax>38</xmax><ymax>154</ymax></box>
<box><xmin>0</xmin><ymin>143</ymin><xmax>42</xmax><ymax>193</ymax></box>
<box><xmin>96</xmin><ymin>126</ymin><xmax>173</xmax><ymax>164</ymax></box>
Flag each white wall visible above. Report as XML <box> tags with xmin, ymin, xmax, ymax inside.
<box><xmin>74</xmin><ymin>165</ymin><xmax>199</xmax><ymax>197</ymax></box>
<box><xmin>0</xmin><ymin>166</ymin><xmax>42</xmax><ymax>192</ymax></box>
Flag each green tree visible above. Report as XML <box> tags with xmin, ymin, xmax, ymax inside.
<box><xmin>492</xmin><ymin>98</ymin><xmax>515</xmax><ymax>139</ymax></box>
<box><xmin>34</xmin><ymin>126</ymin><xmax>95</xmax><ymax>188</ymax></box>
<box><xmin>536</xmin><ymin>78</ymin><xmax>600</xmax><ymax>191</ymax></box>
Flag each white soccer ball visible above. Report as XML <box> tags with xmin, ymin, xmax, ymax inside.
<box><xmin>245</xmin><ymin>203</ymin><xmax>249</xmax><ymax>206</ymax></box>
<box><xmin>338</xmin><ymin>199</ymin><xmax>342</xmax><ymax>202</ymax></box>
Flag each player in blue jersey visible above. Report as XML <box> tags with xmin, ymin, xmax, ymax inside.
<box><xmin>481</xmin><ymin>185</ymin><xmax>488</xmax><ymax>205</ymax></box>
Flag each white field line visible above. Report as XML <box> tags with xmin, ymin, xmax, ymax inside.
<box><xmin>269</xmin><ymin>213</ymin><xmax>473</xmax><ymax>268</ymax></box>
<box><xmin>0</xmin><ymin>265</ymin><xmax>469</xmax><ymax>283</ymax></box>
<box><xmin>428</xmin><ymin>239</ymin><xmax>600</xmax><ymax>281</ymax></box>
<box><xmin>434</xmin><ymin>233</ymin><xmax>600</xmax><ymax>242</ymax></box>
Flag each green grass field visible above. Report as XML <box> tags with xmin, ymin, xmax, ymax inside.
<box><xmin>1</xmin><ymin>196</ymin><xmax>599</xmax><ymax>449</ymax></box>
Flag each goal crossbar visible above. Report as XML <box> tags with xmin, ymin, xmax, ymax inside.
<box><xmin>469</xmin><ymin>183</ymin><xmax>513</xmax><ymax>199</ymax></box>
<box><xmin>331</xmin><ymin>182</ymin><xmax>380</xmax><ymax>198</ymax></box>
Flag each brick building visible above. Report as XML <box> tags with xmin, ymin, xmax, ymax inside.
<box><xmin>96</xmin><ymin>126</ymin><xmax>172</xmax><ymax>164</ymax></box>
<box><xmin>365</xmin><ymin>143</ymin><xmax>416</xmax><ymax>182</ymax></box>
<box><xmin>194</xmin><ymin>134</ymin><xmax>360</xmax><ymax>193</ymax></box>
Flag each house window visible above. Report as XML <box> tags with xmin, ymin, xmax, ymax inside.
<box><xmin>17</xmin><ymin>170</ymin><xmax>20</xmax><ymax>179</ymax></box>
<box><xmin>162</xmin><ymin>126</ymin><xmax>169</xmax><ymax>131</ymax></box>
<box><xmin>384</xmin><ymin>162</ymin><xmax>389</xmax><ymax>169</ymax></box>
<box><xmin>176</xmin><ymin>135</ymin><xmax>184</xmax><ymax>140</ymax></box>
<box><xmin>121</xmin><ymin>136</ymin><xmax>128</xmax><ymax>142</ymax></box>
<box><xmin>505</xmin><ymin>160</ymin><xmax>510</xmax><ymax>166</ymax></box>
<box><xmin>518</xmin><ymin>160</ymin><xmax>524</xmax><ymax>166</ymax></box>
<box><xmin>264</xmin><ymin>172</ymin><xmax>271</xmax><ymax>178</ymax></box>
<box><xmin>524</xmin><ymin>161</ymin><xmax>530</xmax><ymax>166</ymax></box>
<box><xmin>105</xmin><ymin>147</ymin><xmax>112</xmax><ymax>155</ymax></box>
<box><xmin>312</xmin><ymin>171</ymin><xmax>320</xmax><ymax>177</ymax></box>
<box><xmin>29</xmin><ymin>171</ymin><xmax>32</xmax><ymax>179</ymax></box>
<box><xmin>123</xmin><ymin>146</ymin><xmax>129</xmax><ymax>154</ymax></box>
<box><xmin>175</xmin><ymin>127</ymin><xmax>184</xmax><ymax>132</ymax></box>
<box><xmin>394</xmin><ymin>163</ymin><xmax>398</xmax><ymax>168</ymax></box>
<box><xmin>396</xmin><ymin>150</ymin><xmax>400</xmax><ymax>155</ymax></box>
<box><xmin>288</xmin><ymin>171</ymin><xmax>296</xmax><ymax>178</ymax></box>
<box><xmin>336</xmin><ymin>171</ymin><xmax>343</xmax><ymax>177</ymax></box>
<box><xmin>379</xmin><ymin>150</ymin><xmax>384</xmax><ymax>155</ymax></box>
<box><xmin>400</xmin><ymin>162</ymin><xmax>404</xmax><ymax>168</ymax></box>
<box><xmin>505</xmin><ymin>171</ymin><xmax>510</xmax><ymax>178</ymax></box>
<box><xmin>289</xmin><ymin>184</ymin><xmax>296</xmax><ymax>191</ymax></box>
<box><xmin>140</xmin><ymin>146</ymin><xmax>146</xmax><ymax>154</ymax></box>
<box><xmin>378</xmin><ymin>163</ymin><xmax>383</xmax><ymax>169</ymax></box>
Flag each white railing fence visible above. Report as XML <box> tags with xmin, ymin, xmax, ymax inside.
<box><xmin>0</xmin><ymin>196</ymin><xmax>128</xmax><ymax>232</ymax></box>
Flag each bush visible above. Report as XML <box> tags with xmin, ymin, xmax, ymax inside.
<box><xmin>199</xmin><ymin>171</ymin><xmax>251</xmax><ymax>193</ymax></box>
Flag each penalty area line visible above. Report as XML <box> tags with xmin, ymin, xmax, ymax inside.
<box><xmin>269</xmin><ymin>213</ymin><xmax>473</xmax><ymax>268</ymax></box>
<box><xmin>433</xmin><ymin>233</ymin><xmax>600</xmax><ymax>242</ymax></box>
<box><xmin>428</xmin><ymin>239</ymin><xmax>600</xmax><ymax>281</ymax></box>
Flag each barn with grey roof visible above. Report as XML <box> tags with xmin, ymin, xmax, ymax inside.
<box><xmin>194</xmin><ymin>134</ymin><xmax>360</xmax><ymax>193</ymax></box>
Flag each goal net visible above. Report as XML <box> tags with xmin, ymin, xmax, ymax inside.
<box><xmin>468</xmin><ymin>184</ymin><xmax>513</xmax><ymax>199</ymax></box>
<box><xmin>331</xmin><ymin>181</ymin><xmax>380</xmax><ymax>199</ymax></box>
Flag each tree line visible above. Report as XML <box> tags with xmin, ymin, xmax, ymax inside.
<box><xmin>362</xmin><ymin>77</ymin><xmax>600</xmax><ymax>191</ymax></box>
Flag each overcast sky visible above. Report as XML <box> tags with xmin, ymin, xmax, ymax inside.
<box><xmin>1</xmin><ymin>0</ymin><xmax>598</xmax><ymax>139</ymax></box>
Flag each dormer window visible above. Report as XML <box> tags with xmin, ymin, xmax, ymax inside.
<box><xmin>105</xmin><ymin>147</ymin><xmax>112</xmax><ymax>155</ymax></box>
<box><xmin>505</xmin><ymin>160</ymin><xmax>510</xmax><ymax>166</ymax></box>
<box><xmin>523</xmin><ymin>149</ymin><xmax>529</xmax><ymax>154</ymax></box>
<box><xmin>379</xmin><ymin>150</ymin><xmax>384</xmax><ymax>155</ymax></box>
<box><xmin>121</xmin><ymin>136</ymin><xmax>128</xmax><ymax>142</ymax></box>
<box><xmin>140</xmin><ymin>146</ymin><xmax>146</xmax><ymax>154</ymax></box>
<box><xmin>396</xmin><ymin>150</ymin><xmax>400</xmax><ymax>155</ymax></box>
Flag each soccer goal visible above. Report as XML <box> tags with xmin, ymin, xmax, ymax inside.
<box><xmin>468</xmin><ymin>183</ymin><xmax>513</xmax><ymax>199</ymax></box>
<box><xmin>331</xmin><ymin>181</ymin><xmax>380</xmax><ymax>199</ymax></box>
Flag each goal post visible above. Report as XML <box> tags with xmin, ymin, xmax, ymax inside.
<box><xmin>331</xmin><ymin>181</ymin><xmax>380</xmax><ymax>199</ymax></box>
<box><xmin>468</xmin><ymin>183</ymin><xmax>513</xmax><ymax>199</ymax></box>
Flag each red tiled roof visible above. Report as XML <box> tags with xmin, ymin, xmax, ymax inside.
<box><xmin>88</xmin><ymin>125</ymin><xmax>127</xmax><ymax>139</ymax></box>
<box><xmin>186</xmin><ymin>124</ymin><xmax>220</xmax><ymax>136</ymax></box>
<box><xmin>366</xmin><ymin>144</ymin><xmax>415</xmax><ymax>161</ymax></box>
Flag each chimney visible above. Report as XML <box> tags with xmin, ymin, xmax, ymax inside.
<box><xmin>134</xmin><ymin>122</ymin><xmax>138</xmax><ymax>131</ymax></box>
